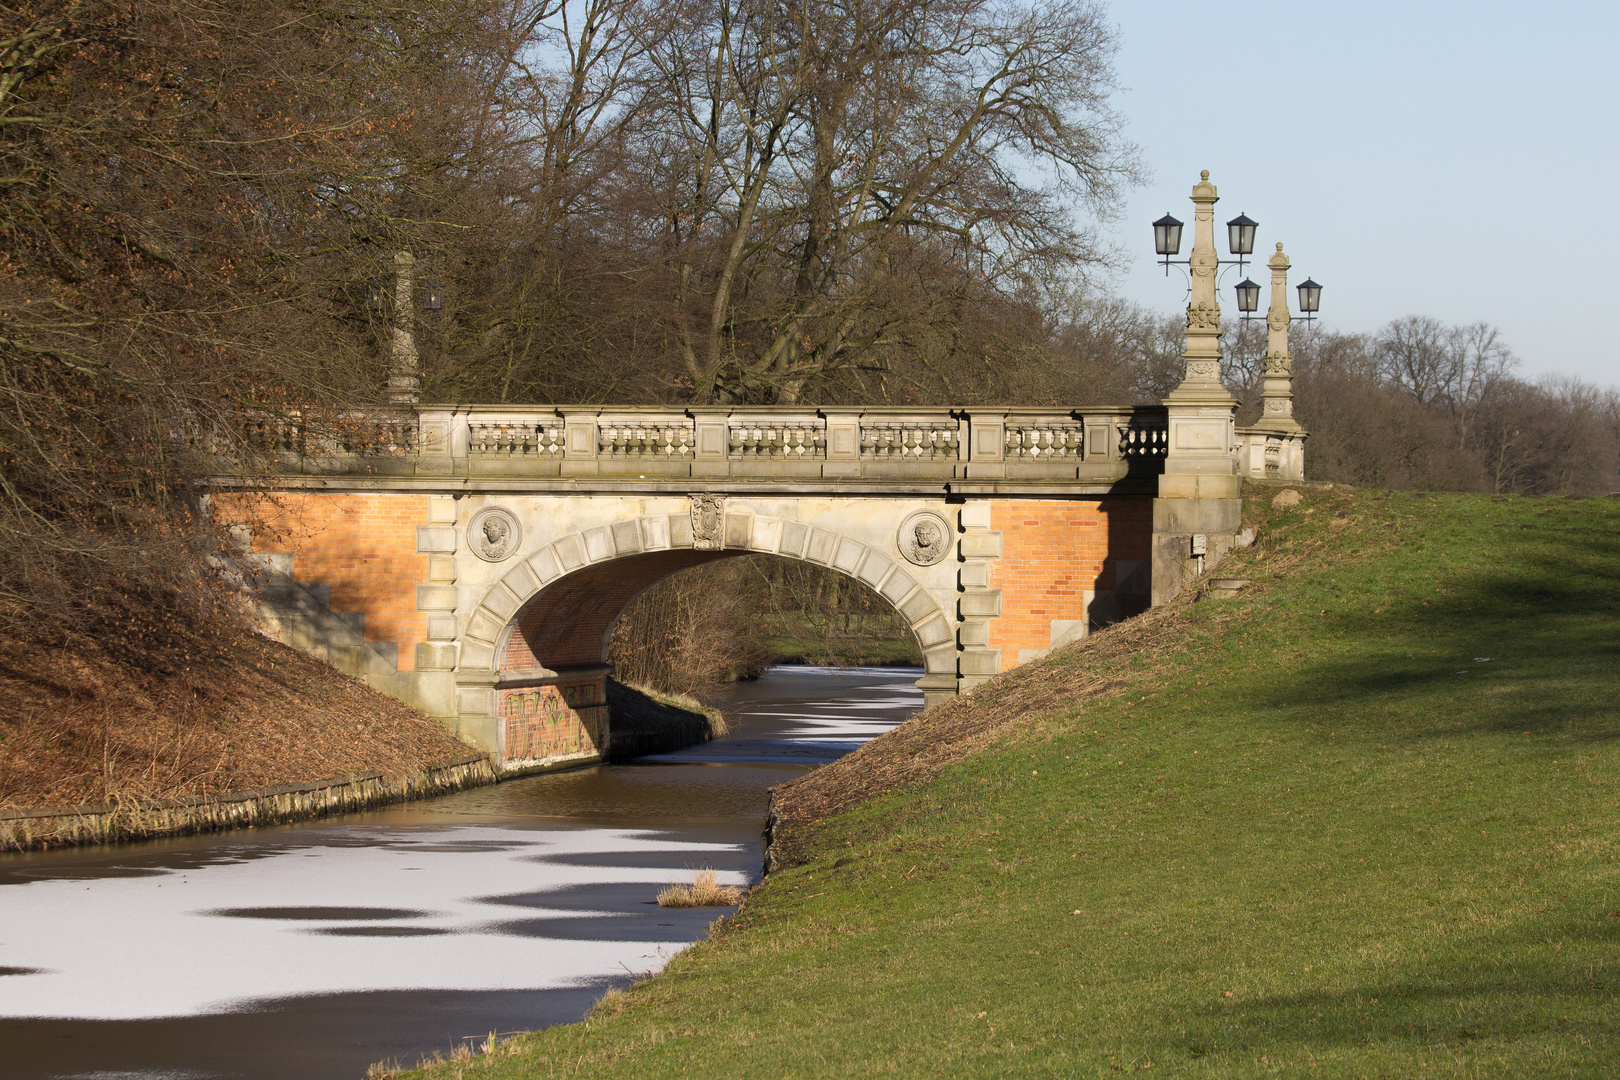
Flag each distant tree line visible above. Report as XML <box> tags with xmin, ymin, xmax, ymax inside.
<box><xmin>1233</xmin><ymin>316</ymin><xmax>1619</xmax><ymax>497</ymax></box>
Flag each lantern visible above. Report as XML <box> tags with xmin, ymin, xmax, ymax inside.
<box><xmin>1153</xmin><ymin>213</ymin><xmax>1183</xmax><ymax>257</ymax></box>
<box><xmin>1234</xmin><ymin>278</ymin><xmax>1260</xmax><ymax>314</ymax></box>
<box><xmin>1297</xmin><ymin>278</ymin><xmax>1322</xmax><ymax>314</ymax></box>
<box><xmin>422</xmin><ymin>280</ymin><xmax>445</xmax><ymax>312</ymax></box>
<box><xmin>1226</xmin><ymin>213</ymin><xmax>1257</xmax><ymax>256</ymax></box>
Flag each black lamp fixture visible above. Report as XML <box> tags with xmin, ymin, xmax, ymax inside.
<box><xmin>1227</xmin><ymin>212</ymin><xmax>1257</xmax><ymax>256</ymax></box>
<box><xmin>365</xmin><ymin>278</ymin><xmax>386</xmax><ymax>312</ymax></box>
<box><xmin>1296</xmin><ymin>278</ymin><xmax>1322</xmax><ymax>322</ymax></box>
<box><xmin>422</xmin><ymin>280</ymin><xmax>445</xmax><ymax>313</ymax></box>
<box><xmin>1234</xmin><ymin>277</ymin><xmax>1261</xmax><ymax>317</ymax></box>
<box><xmin>1153</xmin><ymin>213</ymin><xmax>1184</xmax><ymax>257</ymax></box>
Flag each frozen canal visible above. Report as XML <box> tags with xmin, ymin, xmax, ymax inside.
<box><xmin>0</xmin><ymin>666</ymin><xmax>921</xmax><ymax>1080</ymax></box>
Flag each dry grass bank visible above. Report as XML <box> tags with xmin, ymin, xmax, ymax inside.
<box><xmin>0</xmin><ymin>624</ymin><xmax>470</xmax><ymax>813</ymax></box>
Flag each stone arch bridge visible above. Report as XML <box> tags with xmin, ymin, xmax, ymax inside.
<box><xmin>219</xmin><ymin>402</ymin><xmax>1302</xmax><ymax>774</ymax></box>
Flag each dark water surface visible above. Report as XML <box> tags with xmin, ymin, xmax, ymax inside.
<box><xmin>0</xmin><ymin>667</ymin><xmax>921</xmax><ymax>1080</ymax></box>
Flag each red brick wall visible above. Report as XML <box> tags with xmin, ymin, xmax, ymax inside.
<box><xmin>222</xmin><ymin>492</ymin><xmax>430</xmax><ymax>672</ymax></box>
<box><xmin>986</xmin><ymin>497</ymin><xmax>1151</xmax><ymax>671</ymax></box>
<box><xmin>498</xmin><ymin>680</ymin><xmax>606</xmax><ymax>762</ymax></box>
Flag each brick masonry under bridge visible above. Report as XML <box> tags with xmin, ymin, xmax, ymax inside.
<box><xmin>212</xmin><ymin>404</ymin><xmax>1304</xmax><ymax>771</ymax></box>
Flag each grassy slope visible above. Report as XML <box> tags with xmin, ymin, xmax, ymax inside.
<box><xmin>412</xmin><ymin>486</ymin><xmax>1620</xmax><ymax>1078</ymax></box>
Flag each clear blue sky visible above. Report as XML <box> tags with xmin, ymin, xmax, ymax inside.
<box><xmin>1098</xmin><ymin>1</ymin><xmax>1618</xmax><ymax>387</ymax></box>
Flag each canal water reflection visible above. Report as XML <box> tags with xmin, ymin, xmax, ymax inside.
<box><xmin>0</xmin><ymin>666</ymin><xmax>921</xmax><ymax>1080</ymax></box>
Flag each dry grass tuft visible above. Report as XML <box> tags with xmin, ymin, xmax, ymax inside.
<box><xmin>623</xmin><ymin>680</ymin><xmax>730</xmax><ymax>739</ymax></box>
<box><xmin>657</xmin><ymin>867</ymin><xmax>744</xmax><ymax>907</ymax></box>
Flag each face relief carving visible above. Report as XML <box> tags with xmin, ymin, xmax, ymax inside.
<box><xmin>898</xmin><ymin>511</ymin><xmax>951</xmax><ymax>566</ymax></box>
<box><xmin>470</xmin><ymin>507</ymin><xmax>521</xmax><ymax>562</ymax></box>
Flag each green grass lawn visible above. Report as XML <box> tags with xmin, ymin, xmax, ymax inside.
<box><xmin>404</xmin><ymin>487</ymin><xmax>1620</xmax><ymax>1078</ymax></box>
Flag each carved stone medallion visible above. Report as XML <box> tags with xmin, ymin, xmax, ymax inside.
<box><xmin>898</xmin><ymin>510</ymin><xmax>952</xmax><ymax>566</ymax></box>
<box><xmin>469</xmin><ymin>506</ymin><xmax>522</xmax><ymax>562</ymax></box>
<box><xmin>690</xmin><ymin>493</ymin><xmax>725</xmax><ymax>550</ymax></box>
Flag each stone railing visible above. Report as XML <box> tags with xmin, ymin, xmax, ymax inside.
<box><xmin>276</xmin><ymin>404</ymin><xmax>1170</xmax><ymax>486</ymax></box>
<box><xmin>1235</xmin><ymin>425</ymin><xmax>1306</xmax><ymax>481</ymax></box>
<box><xmin>469</xmin><ymin>420</ymin><xmax>565</xmax><ymax>458</ymax></box>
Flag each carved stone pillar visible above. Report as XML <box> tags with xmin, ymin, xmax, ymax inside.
<box><xmin>1152</xmin><ymin>171</ymin><xmax>1241</xmax><ymax>605</ymax></box>
<box><xmin>1237</xmin><ymin>242</ymin><xmax>1308</xmax><ymax>481</ymax></box>
<box><xmin>387</xmin><ymin>251</ymin><xmax>421</xmax><ymax>405</ymax></box>
<box><xmin>1253</xmin><ymin>243</ymin><xmax>1304</xmax><ymax>435</ymax></box>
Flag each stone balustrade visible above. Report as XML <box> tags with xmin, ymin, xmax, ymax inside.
<box><xmin>272</xmin><ymin>404</ymin><xmax>1174</xmax><ymax>488</ymax></box>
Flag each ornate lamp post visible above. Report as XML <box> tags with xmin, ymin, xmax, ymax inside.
<box><xmin>1145</xmin><ymin>170</ymin><xmax>1317</xmax><ymax>602</ymax></box>
<box><xmin>1162</xmin><ymin>171</ymin><xmax>1234</xmax><ymax>407</ymax></box>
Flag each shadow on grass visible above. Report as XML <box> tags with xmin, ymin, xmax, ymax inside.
<box><xmin>1233</xmin><ymin>519</ymin><xmax>1620</xmax><ymax>746</ymax></box>
<box><xmin>1178</xmin><ymin>929</ymin><xmax>1620</xmax><ymax>1060</ymax></box>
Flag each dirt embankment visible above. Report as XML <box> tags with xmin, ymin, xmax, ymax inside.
<box><xmin>0</xmin><ymin>623</ymin><xmax>472</xmax><ymax>818</ymax></box>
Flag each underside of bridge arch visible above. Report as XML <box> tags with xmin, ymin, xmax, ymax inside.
<box><xmin>497</xmin><ymin>549</ymin><xmax>735</xmax><ymax>674</ymax></box>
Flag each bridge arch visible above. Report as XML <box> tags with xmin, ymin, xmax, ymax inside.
<box><xmin>450</xmin><ymin>511</ymin><xmax>956</xmax><ymax>767</ymax></box>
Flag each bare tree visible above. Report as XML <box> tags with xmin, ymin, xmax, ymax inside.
<box><xmin>1375</xmin><ymin>316</ymin><xmax>1517</xmax><ymax>451</ymax></box>
<box><xmin>1375</xmin><ymin>315</ymin><xmax>1455</xmax><ymax>406</ymax></box>
<box><xmin>0</xmin><ymin>0</ymin><xmax>501</xmax><ymax>645</ymax></box>
<box><xmin>632</xmin><ymin>0</ymin><xmax>1140</xmax><ymax>402</ymax></box>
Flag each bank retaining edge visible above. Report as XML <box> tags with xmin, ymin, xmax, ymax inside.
<box><xmin>0</xmin><ymin>752</ymin><xmax>498</xmax><ymax>852</ymax></box>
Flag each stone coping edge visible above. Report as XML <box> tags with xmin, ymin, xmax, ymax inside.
<box><xmin>0</xmin><ymin>751</ymin><xmax>497</xmax><ymax>852</ymax></box>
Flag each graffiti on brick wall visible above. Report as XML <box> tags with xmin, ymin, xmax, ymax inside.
<box><xmin>498</xmin><ymin>680</ymin><xmax>606</xmax><ymax>762</ymax></box>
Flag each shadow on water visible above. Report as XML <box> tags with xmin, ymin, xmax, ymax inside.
<box><xmin>0</xmin><ymin>987</ymin><xmax>618</xmax><ymax>1080</ymax></box>
<box><xmin>0</xmin><ymin>666</ymin><xmax>921</xmax><ymax>1080</ymax></box>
